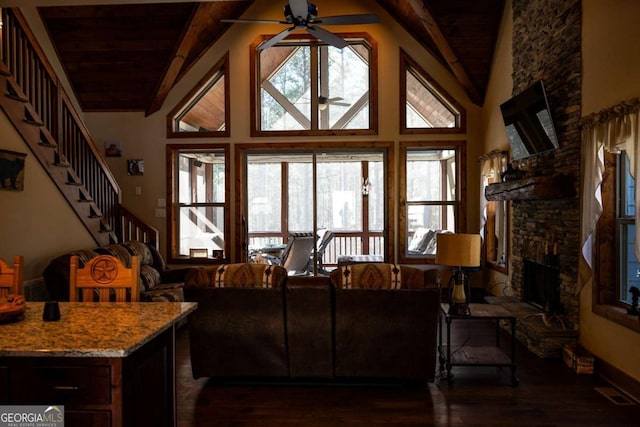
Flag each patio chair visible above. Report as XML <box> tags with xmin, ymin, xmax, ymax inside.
<box><xmin>262</xmin><ymin>232</ymin><xmax>315</xmax><ymax>276</ymax></box>
<box><xmin>313</xmin><ymin>228</ymin><xmax>335</xmax><ymax>275</ymax></box>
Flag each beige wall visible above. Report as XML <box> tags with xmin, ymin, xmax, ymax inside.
<box><xmin>579</xmin><ymin>0</ymin><xmax>640</xmax><ymax>382</ymax></box>
<box><xmin>478</xmin><ymin>0</ymin><xmax>513</xmax><ymax>292</ymax></box>
<box><xmin>0</xmin><ymin>113</ymin><xmax>95</xmax><ymax>280</ymax></box>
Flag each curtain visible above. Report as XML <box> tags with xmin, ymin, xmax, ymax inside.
<box><xmin>479</xmin><ymin>151</ymin><xmax>507</xmax><ymax>264</ymax></box>
<box><xmin>579</xmin><ymin>98</ymin><xmax>640</xmax><ymax>294</ymax></box>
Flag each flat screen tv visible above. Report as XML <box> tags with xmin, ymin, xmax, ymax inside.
<box><xmin>500</xmin><ymin>81</ymin><xmax>559</xmax><ymax>161</ymax></box>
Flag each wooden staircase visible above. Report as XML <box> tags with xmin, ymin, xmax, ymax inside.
<box><xmin>0</xmin><ymin>8</ymin><xmax>157</xmax><ymax>248</ymax></box>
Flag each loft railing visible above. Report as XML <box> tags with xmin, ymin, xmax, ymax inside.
<box><xmin>0</xmin><ymin>8</ymin><xmax>156</xmax><ymax>246</ymax></box>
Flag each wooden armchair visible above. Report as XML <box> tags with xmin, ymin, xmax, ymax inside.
<box><xmin>0</xmin><ymin>255</ymin><xmax>24</xmax><ymax>297</ymax></box>
<box><xmin>70</xmin><ymin>254</ymin><xmax>140</xmax><ymax>302</ymax></box>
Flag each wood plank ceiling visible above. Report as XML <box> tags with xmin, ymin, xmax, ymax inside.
<box><xmin>35</xmin><ymin>0</ymin><xmax>504</xmax><ymax>115</ymax></box>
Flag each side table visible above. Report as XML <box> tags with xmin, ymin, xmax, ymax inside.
<box><xmin>438</xmin><ymin>302</ymin><xmax>519</xmax><ymax>386</ymax></box>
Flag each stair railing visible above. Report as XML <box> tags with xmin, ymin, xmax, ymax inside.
<box><xmin>0</xmin><ymin>8</ymin><xmax>156</xmax><ymax>247</ymax></box>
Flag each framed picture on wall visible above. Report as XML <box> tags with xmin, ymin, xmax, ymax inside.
<box><xmin>0</xmin><ymin>149</ymin><xmax>27</xmax><ymax>191</ymax></box>
<box><xmin>127</xmin><ymin>159</ymin><xmax>144</xmax><ymax>176</ymax></box>
<box><xmin>105</xmin><ymin>141</ymin><xmax>122</xmax><ymax>157</ymax></box>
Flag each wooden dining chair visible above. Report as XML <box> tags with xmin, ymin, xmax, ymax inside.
<box><xmin>70</xmin><ymin>254</ymin><xmax>140</xmax><ymax>302</ymax></box>
<box><xmin>0</xmin><ymin>255</ymin><xmax>24</xmax><ymax>297</ymax></box>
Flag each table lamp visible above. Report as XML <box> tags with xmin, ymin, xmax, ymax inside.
<box><xmin>436</xmin><ymin>233</ymin><xmax>481</xmax><ymax>315</ymax></box>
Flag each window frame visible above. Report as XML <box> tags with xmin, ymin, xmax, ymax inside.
<box><xmin>166</xmin><ymin>144</ymin><xmax>231</xmax><ymax>264</ymax></box>
<box><xmin>249</xmin><ymin>33</ymin><xmax>378</xmax><ymax>137</ymax></box>
<box><xmin>166</xmin><ymin>52</ymin><xmax>230</xmax><ymax>138</ymax></box>
<box><xmin>399</xmin><ymin>49</ymin><xmax>466</xmax><ymax>134</ymax></box>
<box><xmin>594</xmin><ymin>151</ymin><xmax>640</xmax><ymax>332</ymax></box>
<box><xmin>398</xmin><ymin>140</ymin><xmax>467</xmax><ymax>264</ymax></box>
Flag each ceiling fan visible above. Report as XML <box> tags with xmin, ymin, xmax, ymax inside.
<box><xmin>222</xmin><ymin>0</ymin><xmax>379</xmax><ymax>50</ymax></box>
<box><xmin>318</xmin><ymin>96</ymin><xmax>350</xmax><ymax>110</ymax></box>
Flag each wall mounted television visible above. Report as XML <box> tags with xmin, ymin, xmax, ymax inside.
<box><xmin>500</xmin><ymin>80</ymin><xmax>559</xmax><ymax>161</ymax></box>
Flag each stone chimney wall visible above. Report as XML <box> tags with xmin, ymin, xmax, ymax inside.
<box><xmin>510</xmin><ymin>0</ymin><xmax>582</xmax><ymax>329</ymax></box>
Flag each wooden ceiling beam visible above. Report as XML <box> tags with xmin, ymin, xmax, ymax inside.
<box><xmin>405</xmin><ymin>0</ymin><xmax>482</xmax><ymax>105</ymax></box>
<box><xmin>146</xmin><ymin>2</ymin><xmax>221</xmax><ymax>117</ymax></box>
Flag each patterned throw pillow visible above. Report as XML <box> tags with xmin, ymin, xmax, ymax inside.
<box><xmin>186</xmin><ymin>263</ymin><xmax>287</xmax><ymax>289</ymax></box>
<box><xmin>330</xmin><ymin>263</ymin><xmax>425</xmax><ymax>290</ymax></box>
<box><xmin>120</xmin><ymin>241</ymin><xmax>153</xmax><ymax>266</ymax></box>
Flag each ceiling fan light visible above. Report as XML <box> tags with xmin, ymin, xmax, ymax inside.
<box><xmin>319</xmin><ymin>103</ymin><xmax>328</xmax><ymax>111</ymax></box>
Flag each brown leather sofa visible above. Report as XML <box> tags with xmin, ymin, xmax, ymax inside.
<box><xmin>184</xmin><ymin>263</ymin><xmax>441</xmax><ymax>383</ymax></box>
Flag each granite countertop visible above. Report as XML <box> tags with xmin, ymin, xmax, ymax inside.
<box><xmin>0</xmin><ymin>302</ymin><xmax>197</xmax><ymax>358</ymax></box>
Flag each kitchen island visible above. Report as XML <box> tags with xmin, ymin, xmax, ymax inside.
<box><xmin>0</xmin><ymin>301</ymin><xmax>197</xmax><ymax>427</ymax></box>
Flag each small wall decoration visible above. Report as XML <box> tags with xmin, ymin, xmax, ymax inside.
<box><xmin>105</xmin><ymin>141</ymin><xmax>122</xmax><ymax>157</ymax></box>
<box><xmin>127</xmin><ymin>159</ymin><xmax>144</xmax><ymax>176</ymax></box>
<box><xmin>0</xmin><ymin>149</ymin><xmax>27</xmax><ymax>191</ymax></box>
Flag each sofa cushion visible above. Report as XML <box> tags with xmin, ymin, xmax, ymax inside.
<box><xmin>95</xmin><ymin>241</ymin><xmax>153</xmax><ymax>266</ymax></box>
<box><xmin>146</xmin><ymin>243</ymin><xmax>167</xmax><ymax>272</ymax></box>
<box><xmin>142</xmin><ymin>283</ymin><xmax>184</xmax><ymax>302</ymax></box>
<box><xmin>330</xmin><ymin>263</ymin><xmax>425</xmax><ymax>289</ymax></box>
<box><xmin>140</xmin><ymin>264</ymin><xmax>161</xmax><ymax>291</ymax></box>
<box><xmin>186</xmin><ymin>263</ymin><xmax>287</xmax><ymax>289</ymax></box>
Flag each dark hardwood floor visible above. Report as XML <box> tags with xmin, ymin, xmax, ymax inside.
<box><xmin>175</xmin><ymin>319</ymin><xmax>640</xmax><ymax>426</ymax></box>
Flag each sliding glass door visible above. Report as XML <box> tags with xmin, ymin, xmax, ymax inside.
<box><xmin>245</xmin><ymin>150</ymin><xmax>385</xmax><ymax>273</ymax></box>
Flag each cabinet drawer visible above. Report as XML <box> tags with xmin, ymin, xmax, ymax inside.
<box><xmin>11</xmin><ymin>364</ymin><xmax>112</xmax><ymax>405</ymax></box>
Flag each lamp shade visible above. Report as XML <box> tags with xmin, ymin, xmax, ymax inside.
<box><xmin>435</xmin><ymin>233</ymin><xmax>481</xmax><ymax>267</ymax></box>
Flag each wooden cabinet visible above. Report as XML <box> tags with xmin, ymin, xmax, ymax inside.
<box><xmin>2</xmin><ymin>328</ymin><xmax>174</xmax><ymax>427</ymax></box>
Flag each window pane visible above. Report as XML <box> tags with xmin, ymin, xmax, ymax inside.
<box><xmin>176</xmin><ymin>73</ymin><xmax>225</xmax><ymax>132</ymax></box>
<box><xmin>624</xmin><ymin>152</ymin><xmax>635</xmax><ymax>216</ymax></box>
<box><xmin>368</xmin><ymin>161</ymin><xmax>384</xmax><ymax>231</ymax></box>
<box><xmin>322</xmin><ymin>45</ymin><xmax>369</xmax><ymax>130</ymax></box>
<box><xmin>287</xmin><ymin>162</ymin><xmax>313</xmax><ymax>232</ymax></box>
<box><xmin>406</xmin><ymin>150</ymin><xmax>456</xmax><ymax>201</ymax></box>
<box><xmin>621</xmin><ymin>223</ymin><xmax>638</xmax><ymax>305</ymax></box>
<box><xmin>178</xmin><ymin>206</ymin><xmax>225</xmax><ymax>257</ymax></box>
<box><xmin>405</xmin><ymin>70</ymin><xmax>456</xmax><ymax>128</ymax></box>
<box><xmin>317</xmin><ymin>159</ymin><xmax>363</xmax><ymax>232</ymax></box>
<box><xmin>261</xmin><ymin>89</ymin><xmax>306</xmax><ymax>131</ymax></box>
<box><xmin>178</xmin><ymin>153</ymin><xmax>225</xmax><ymax>204</ymax></box>
<box><xmin>407</xmin><ymin>204</ymin><xmax>455</xmax><ymax>233</ymax></box>
<box><xmin>247</xmin><ymin>161</ymin><xmax>282</xmax><ymax>233</ymax></box>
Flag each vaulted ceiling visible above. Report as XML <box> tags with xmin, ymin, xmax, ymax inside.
<box><xmin>30</xmin><ymin>0</ymin><xmax>505</xmax><ymax>115</ymax></box>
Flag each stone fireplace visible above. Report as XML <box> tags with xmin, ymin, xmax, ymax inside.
<box><xmin>486</xmin><ymin>0</ymin><xmax>582</xmax><ymax>358</ymax></box>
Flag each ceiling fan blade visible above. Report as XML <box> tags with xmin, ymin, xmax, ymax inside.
<box><xmin>258</xmin><ymin>27</ymin><xmax>295</xmax><ymax>50</ymax></box>
<box><xmin>316</xmin><ymin>14</ymin><xmax>380</xmax><ymax>26</ymax></box>
<box><xmin>289</xmin><ymin>0</ymin><xmax>309</xmax><ymax>21</ymax></box>
<box><xmin>222</xmin><ymin>18</ymin><xmax>287</xmax><ymax>25</ymax></box>
<box><xmin>330</xmin><ymin>102</ymin><xmax>351</xmax><ymax>107</ymax></box>
<box><xmin>306</xmin><ymin>25</ymin><xmax>349</xmax><ymax>49</ymax></box>
<box><xmin>326</xmin><ymin>97</ymin><xmax>344</xmax><ymax>102</ymax></box>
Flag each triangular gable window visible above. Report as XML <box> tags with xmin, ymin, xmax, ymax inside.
<box><xmin>400</xmin><ymin>49</ymin><xmax>465</xmax><ymax>134</ymax></box>
<box><xmin>167</xmin><ymin>53</ymin><xmax>229</xmax><ymax>137</ymax></box>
